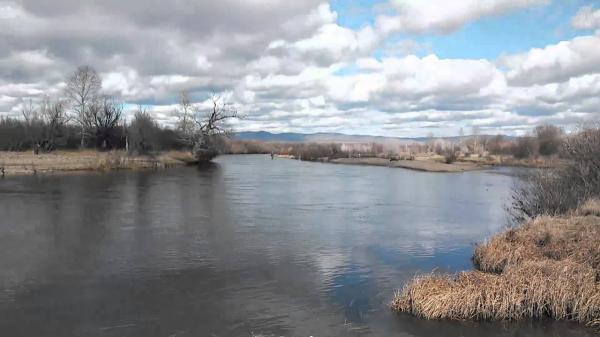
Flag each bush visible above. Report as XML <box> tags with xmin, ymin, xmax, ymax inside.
<box><xmin>127</xmin><ymin>110</ymin><xmax>184</xmax><ymax>154</ymax></box>
<box><xmin>511</xmin><ymin>136</ymin><xmax>538</xmax><ymax>159</ymax></box>
<box><xmin>510</xmin><ymin>126</ymin><xmax>600</xmax><ymax>221</ymax></box>
<box><xmin>444</xmin><ymin>150</ymin><xmax>456</xmax><ymax>164</ymax></box>
<box><xmin>535</xmin><ymin>124</ymin><xmax>563</xmax><ymax>156</ymax></box>
<box><xmin>128</xmin><ymin>110</ymin><xmax>159</xmax><ymax>154</ymax></box>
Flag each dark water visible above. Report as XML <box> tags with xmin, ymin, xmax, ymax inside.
<box><xmin>0</xmin><ymin>155</ymin><xmax>594</xmax><ymax>337</ymax></box>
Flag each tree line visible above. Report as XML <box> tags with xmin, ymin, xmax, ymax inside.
<box><xmin>0</xmin><ymin>66</ymin><xmax>237</xmax><ymax>161</ymax></box>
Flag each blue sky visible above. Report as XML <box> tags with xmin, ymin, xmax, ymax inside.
<box><xmin>332</xmin><ymin>0</ymin><xmax>593</xmax><ymax>60</ymax></box>
<box><xmin>1</xmin><ymin>0</ymin><xmax>600</xmax><ymax>137</ymax></box>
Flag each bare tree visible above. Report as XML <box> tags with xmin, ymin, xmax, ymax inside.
<box><xmin>472</xmin><ymin>125</ymin><xmax>481</xmax><ymax>154</ymax></box>
<box><xmin>21</xmin><ymin>98</ymin><xmax>39</xmax><ymax>125</ymax></box>
<box><xmin>87</xmin><ymin>97</ymin><xmax>123</xmax><ymax>150</ymax></box>
<box><xmin>175</xmin><ymin>92</ymin><xmax>239</xmax><ymax>162</ymax></box>
<box><xmin>192</xmin><ymin>93</ymin><xmax>238</xmax><ymax>161</ymax></box>
<box><xmin>128</xmin><ymin>105</ymin><xmax>158</xmax><ymax>154</ymax></box>
<box><xmin>65</xmin><ymin>65</ymin><xmax>102</xmax><ymax>147</ymax></box>
<box><xmin>426</xmin><ymin>132</ymin><xmax>435</xmax><ymax>153</ymax></box>
<box><xmin>176</xmin><ymin>90</ymin><xmax>196</xmax><ymax>148</ymax></box>
<box><xmin>39</xmin><ymin>97</ymin><xmax>69</xmax><ymax>152</ymax></box>
<box><xmin>20</xmin><ymin>98</ymin><xmax>43</xmax><ymax>152</ymax></box>
<box><xmin>197</xmin><ymin>94</ymin><xmax>238</xmax><ymax>137</ymax></box>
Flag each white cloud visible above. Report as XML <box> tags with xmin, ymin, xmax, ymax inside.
<box><xmin>503</xmin><ymin>35</ymin><xmax>600</xmax><ymax>86</ymax></box>
<box><xmin>375</xmin><ymin>0</ymin><xmax>548</xmax><ymax>35</ymax></box>
<box><xmin>0</xmin><ymin>0</ymin><xmax>598</xmax><ymax>136</ymax></box>
<box><xmin>572</xmin><ymin>5</ymin><xmax>600</xmax><ymax>30</ymax></box>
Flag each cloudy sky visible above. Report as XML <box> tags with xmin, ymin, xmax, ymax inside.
<box><xmin>1</xmin><ymin>0</ymin><xmax>600</xmax><ymax>137</ymax></box>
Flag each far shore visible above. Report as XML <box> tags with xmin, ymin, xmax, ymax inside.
<box><xmin>275</xmin><ymin>154</ymin><xmax>563</xmax><ymax>173</ymax></box>
<box><xmin>0</xmin><ymin>150</ymin><xmax>196</xmax><ymax>176</ymax></box>
<box><xmin>330</xmin><ymin>157</ymin><xmax>487</xmax><ymax>172</ymax></box>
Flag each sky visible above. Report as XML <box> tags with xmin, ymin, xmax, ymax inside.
<box><xmin>1</xmin><ymin>0</ymin><xmax>600</xmax><ymax>137</ymax></box>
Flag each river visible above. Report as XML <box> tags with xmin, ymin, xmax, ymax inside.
<box><xmin>0</xmin><ymin>155</ymin><xmax>594</xmax><ymax>336</ymax></box>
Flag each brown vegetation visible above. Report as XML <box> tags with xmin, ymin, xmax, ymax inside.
<box><xmin>392</xmin><ymin>202</ymin><xmax>600</xmax><ymax>327</ymax></box>
<box><xmin>330</xmin><ymin>157</ymin><xmax>487</xmax><ymax>172</ymax></box>
<box><xmin>0</xmin><ymin>150</ymin><xmax>194</xmax><ymax>176</ymax></box>
<box><xmin>511</xmin><ymin>126</ymin><xmax>600</xmax><ymax>222</ymax></box>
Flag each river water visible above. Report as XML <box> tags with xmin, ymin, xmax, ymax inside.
<box><xmin>0</xmin><ymin>155</ymin><xmax>594</xmax><ymax>336</ymax></box>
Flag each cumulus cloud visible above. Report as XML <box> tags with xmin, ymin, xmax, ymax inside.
<box><xmin>502</xmin><ymin>35</ymin><xmax>600</xmax><ymax>86</ymax></box>
<box><xmin>572</xmin><ymin>5</ymin><xmax>600</xmax><ymax>30</ymax></box>
<box><xmin>375</xmin><ymin>0</ymin><xmax>548</xmax><ymax>35</ymax></box>
<box><xmin>0</xmin><ymin>0</ymin><xmax>598</xmax><ymax>136</ymax></box>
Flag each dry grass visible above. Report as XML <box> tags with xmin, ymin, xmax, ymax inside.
<box><xmin>0</xmin><ymin>150</ymin><xmax>195</xmax><ymax>176</ymax></box>
<box><xmin>392</xmin><ymin>200</ymin><xmax>600</xmax><ymax>327</ymax></box>
<box><xmin>473</xmin><ymin>215</ymin><xmax>600</xmax><ymax>273</ymax></box>
<box><xmin>392</xmin><ymin>259</ymin><xmax>600</xmax><ymax>325</ymax></box>
<box><xmin>578</xmin><ymin>199</ymin><xmax>600</xmax><ymax>217</ymax></box>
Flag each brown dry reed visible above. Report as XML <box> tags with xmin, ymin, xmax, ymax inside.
<box><xmin>392</xmin><ymin>200</ymin><xmax>600</xmax><ymax>327</ymax></box>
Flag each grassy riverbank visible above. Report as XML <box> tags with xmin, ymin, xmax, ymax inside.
<box><xmin>392</xmin><ymin>199</ymin><xmax>600</xmax><ymax>327</ymax></box>
<box><xmin>0</xmin><ymin>150</ymin><xmax>196</xmax><ymax>176</ymax></box>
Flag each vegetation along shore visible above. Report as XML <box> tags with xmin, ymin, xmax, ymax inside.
<box><xmin>391</xmin><ymin>125</ymin><xmax>600</xmax><ymax>327</ymax></box>
<box><xmin>0</xmin><ymin>150</ymin><xmax>195</xmax><ymax>177</ymax></box>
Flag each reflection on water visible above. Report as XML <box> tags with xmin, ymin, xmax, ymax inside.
<box><xmin>0</xmin><ymin>155</ymin><xmax>594</xmax><ymax>337</ymax></box>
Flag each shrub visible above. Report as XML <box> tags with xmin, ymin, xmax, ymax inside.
<box><xmin>535</xmin><ymin>124</ymin><xmax>563</xmax><ymax>156</ymax></box>
<box><xmin>127</xmin><ymin>110</ymin><xmax>185</xmax><ymax>154</ymax></box>
<box><xmin>511</xmin><ymin>136</ymin><xmax>538</xmax><ymax>159</ymax></box>
<box><xmin>128</xmin><ymin>110</ymin><xmax>159</xmax><ymax>154</ymax></box>
<box><xmin>510</xmin><ymin>126</ymin><xmax>600</xmax><ymax>221</ymax></box>
<box><xmin>443</xmin><ymin>148</ymin><xmax>457</xmax><ymax>164</ymax></box>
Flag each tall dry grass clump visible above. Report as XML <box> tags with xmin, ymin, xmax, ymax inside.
<box><xmin>392</xmin><ymin>201</ymin><xmax>600</xmax><ymax>327</ymax></box>
<box><xmin>392</xmin><ymin>259</ymin><xmax>599</xmax><ymax>325</ymax></box>
<box><xmin>473</xmin><ymin>214</ymin><xmax>600</xmax><ymax>273</ymax></box>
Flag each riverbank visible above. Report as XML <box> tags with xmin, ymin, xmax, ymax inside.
<box><xmin>276</xmin><ymin>153</ymin><xmax>562</xmax><ymax>172</ymax></box>
<box><xmin>330</xmin><ymin>157</ymin><xmax>488</xmax><ymax>172</ymax></box>
<box><xmin>392</xmin><ymin>199</ymin><xmax>600</xmax><ymax>327</ymax></box>
<box><xmin>0</xmin><ymin>150</ymin><xmax>196</xmax><ymax>176</ymax></box>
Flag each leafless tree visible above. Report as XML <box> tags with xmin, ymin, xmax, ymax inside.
<box><xmin>192</xmin><ymin>93</ymin><xmax>239</xmax><ymax>161</ymax></box>
<box><xmin>39</xmin><ymin>97</ymin><xmax>69</xmax><ymax>151</ymax></box>
<box><xmin>21</xmin><ymin>98</ymin><xmax>39</xmax><ymax>124</ymax></box>
<box><xmin>176</xmin><ymin>90</ymin><xmax>196</xmax><ymax>147</ymax></box>
<box><xmin>197</xmin><ymin>94</ymin><xmax>238</xmax><ymax>137</ymax></box>
<box><xmin>176</xmin><ymin>91</ymin><xmax>239</xmax><ymax>161</ymax></box>
<box><xmin>65</xmin><ymin>65</ymin><xmax>102</xmax><ymax>147</ymax></box>
<box><xmin>87</xmin><ymin>97</ymin><xmax>123</xmax><ymax>150</ymax></box>
<box><xmin>472</xmin><ymin>125</ymin><xmax>481</xmax><ymax>154</ymax></box>
<box><xmin>128</xmin><ymin>105</ymin><xmax>158</xmax><ymax>154</ymax></box>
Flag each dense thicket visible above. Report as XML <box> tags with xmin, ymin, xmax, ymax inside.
<box><xmin>511</xmin><ymin>125</ymin><xmax>600</xmax><ymax>221</ymax></box>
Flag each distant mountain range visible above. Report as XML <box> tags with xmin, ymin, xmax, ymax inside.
<box><xmin>233</xmin><ymin>131</ymin><xmax>512</xmax><ymax>144</ymax></box>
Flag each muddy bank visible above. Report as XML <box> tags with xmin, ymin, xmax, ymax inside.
<box><xmin>0</xmin><ymin>150</ymin><xmax>196</xmax><ymax>176</ymax></box>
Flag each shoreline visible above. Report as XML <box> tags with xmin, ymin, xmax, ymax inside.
<box><xmin>392</xmin><ymin>199</ymin><xmax>600</xmax><ymax>327</ymax></box>
<box><xmin>330</xmin><ymin>157</ymin><xmax>489</xmax><ymax>172</ymax></box>
<box><xmin>276</xmin><ymin>155</ymin><xmax>491</xmax><ymax>173</ymax></box>
<box><xmin>275</xmin><ymin>154</ymin><xmax>563</xmax><ymax>172</ymax></box>
<box><xmin>0</xmin><ymin>150</ymin><xmax>196</xmax><ymax>177</ymax></box>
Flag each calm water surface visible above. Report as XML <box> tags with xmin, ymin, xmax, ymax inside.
<box><xmin>0</xmin><ymin>155</ymin><xmax>594</xmax><ymax>337</ymax></box>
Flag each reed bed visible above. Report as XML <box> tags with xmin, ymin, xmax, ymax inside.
<box><xmin>392</xmin><ymin>200</ymin><xmax>600</xmax><ymax>327</ymax></box>
<box><xmin>473</xmin><ymin>214</ymin><xmax>600</xmax><ymax>273</ymax></box>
